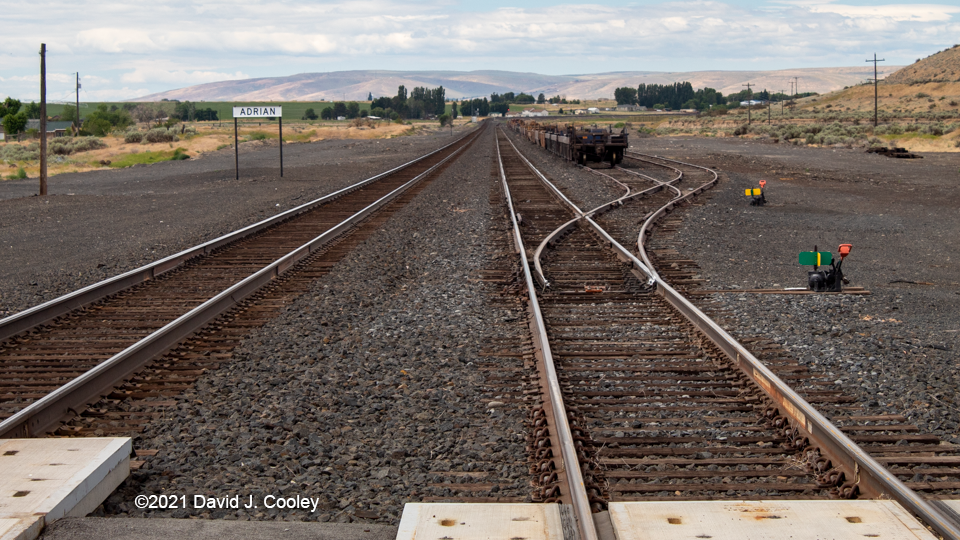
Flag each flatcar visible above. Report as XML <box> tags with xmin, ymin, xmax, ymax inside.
<box><xmin>508</xmin><ymin>119</ymin><xmax>627</xmax><ymax>167</ymax></box>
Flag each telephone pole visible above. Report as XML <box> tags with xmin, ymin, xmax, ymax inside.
<box><xmin>742</xmin><ymin>83</ymin><xmax>754</xmax><ymax>124</ymax></box>
<box><xmin>75</xmin><ymin>73</ymin><xmax>81</xmax><ymax>134</ymax></box>
<box><xmin>39</xmin><ymin>44</ymin><xmax>47</xmax><ymax>196</ymax></box>
<box><xmin>866</xmin><ymin>53</ymin><xmax>885</xmax><ymax>126</ymax></box>
<box><xmin>793</xmin><ymin>77</ymin><xmax>799</xmax><ymax>97</ymax></box>
<box><xmin>780</xmin><ymin>89</ymin><xmax>785</xmax><ymax>116</ymax></box>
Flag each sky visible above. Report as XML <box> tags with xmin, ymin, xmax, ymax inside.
<box><xmin>1</xmin><ymin>0</ymin><xmax>958</xmax><ymax>102</ymax></box>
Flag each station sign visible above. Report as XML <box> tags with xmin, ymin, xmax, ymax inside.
<box><xmin>233</xmin><ymin>106</ymin><xmax>282</xmax><ymax>118</ymax></box>
<box><xmin>230</xmin><ymin>105</ymin><xmax>284</xmax><ymax>179</ymax></box>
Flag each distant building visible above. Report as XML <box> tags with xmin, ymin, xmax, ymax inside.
<box><xmin>26</xmin><ymin>119</ymin><xmax>73</xmax><ymax>137</ymax></box>
<box><xmin>616</xmin><ymin>104</ymin><xmax>639</xmax><ymax>111</ymax></box>
<box><xmin>587</xmin><ymin>107</ymin><xmax>600</xmax><ymax>114</ymax></box>
<box><xmin>504</xmin><ymin>112</ymin><xmax>520</xmax><ymax>118</ymax></box>
<box><xmin>337</xmin><ymin>116</ymin><xmax>346</xmax><ymax>121</ymax></box>
<box><xmin>521</xmin><ymin>108</ymin><xmax>549</xmax><ymax>117</ymax></box>
<box><xmin>489</xmin><ymin>112</ymin><xmax>503</xmax><ymax>118</ymax></box>
<box><xmin>740</xmin><ymin>100</ymin><xmax>765</xmax><ymax>106</ymax></box>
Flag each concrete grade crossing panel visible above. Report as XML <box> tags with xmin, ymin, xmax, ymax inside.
<box><xmin>608</xmin><ymin>500</ymin><xmax>936</xmax><ymax>540</ymax></box>
<box><xmin>0</xmin><ymin>438</ymin><xmax>130</xmax><ymax>540</ymax></box>
<box><xmin>396</xmin><ymin>503</ymin><xmax>563</xmax><ymax>540</ymax></box>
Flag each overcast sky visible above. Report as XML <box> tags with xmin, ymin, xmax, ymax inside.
<box><xmin>1</xmin><ymin>0</ymin><xmax>958</xmax><ymax>102</ymax></box>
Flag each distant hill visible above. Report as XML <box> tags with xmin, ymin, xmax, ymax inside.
<box><xmin>884</xmin><ymin>45</ymin><xmax>960</xmax><ymax>84</ymax></box>
<box><xmin>135</xmin><ymin>67</ymin><xmax>903</xmax><ymax>102</ymax></box>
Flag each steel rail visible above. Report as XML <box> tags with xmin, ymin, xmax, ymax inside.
<box><xmin>0</xmin><ymin>127</ymin><xmax>481</xmax><ymax>440</ymax></box>
<box><xmin>499</xmin><ymin>134</ymin><xmax>671</xmax><ymax>289</ymax></box>
<box><xmin>495</xmin><ymin>130</ymin><xmax>598</xmax><ymax>540</ymax></box>
<box><xmin>0</xmin><ymin>132</ymin><xmax>474</xmax><ymax>344</ymax></box>
<box><xmin>629</xmin><ymin>150</ymin><xmax>960</xmax><ymax>540</ymax></box>
<box><xmin>504</xmin><ymin>130</ymin><xmax>960</xmax><ymax>538</ymax></box>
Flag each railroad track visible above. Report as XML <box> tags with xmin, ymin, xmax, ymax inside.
<box><xmin>497</xmin><ymin>125</ymin><xmax>960</xmax><ymax>539</ymax></box>
<box><xmin>0</xmin><ymin>125</ymin><xmax>484</xmax><ymax>440</ymax></box>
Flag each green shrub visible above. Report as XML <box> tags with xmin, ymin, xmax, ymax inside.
<box><xmin>171</xmin><ymin>148</ymin><xmax>189</xmax><ymax>160</ymax></box>
<box><xmin>5</xmin><ymin>167</ymin><xmax>27</xmax><ymax>180</ymax></box>
<box><xmin>124</xmin><ymin>131</ymin><xmax>144</xmax><ymax>143</ymax></box>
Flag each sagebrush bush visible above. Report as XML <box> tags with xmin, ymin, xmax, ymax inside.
<box><xmin>144</xmin><ymin>128</ymin><xmax>178</xmax><ymax>143</ymax></box>
<box><xmin>0</xmin><ymin>143</ymin><xmax>40</xmax><ymax>161</ymax></box>
<box><xmin>124</xmin><ymin>131</ymin><xmax>144</xmax><ymax>143</ymax></box>
<box><xmin>49</xmin><ymin>137</ymin><xmax>107</xmax><ymax>155</ymax></box>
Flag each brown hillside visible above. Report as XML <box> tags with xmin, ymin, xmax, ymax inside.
<box><xmin>885</xmin><ymin>45</ymin><xmax>960</xmax><ymax>84</ymax></box>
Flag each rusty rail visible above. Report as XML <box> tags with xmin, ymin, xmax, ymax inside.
<box><xmin>0</xmin><ymin>127</ymin><xmax>481</xmax><ymax>439</ymax></box>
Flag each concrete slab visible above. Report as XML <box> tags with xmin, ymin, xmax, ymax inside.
<box><xmin>396</xmin><ymin>503</ymin><xmax>563</xmax><ymax>540</ymax></box>
<box><xmin>608</xmin><ymin>500</ymin><xmax>936</xmax><ymax>540</ymax></box>
<box><xmin>38</xmin><ymin>517</ymin><xmax>396</xmax><ymax>540</ymax></box>
<box><xmin>0</xmin><ymin>438</ymin><xmax>130</xmax><ymax>540</ymax></box>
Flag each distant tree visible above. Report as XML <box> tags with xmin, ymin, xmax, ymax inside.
<box><xmin>320</xmin><ymin>107</ymin><xmax>334</xmax><ymax>120</ymax></box>
<box><xmin>130</xmin><ymin>104</ymin><xmax>156</xmax><ymax>123</ymax></box>
<box><xmin>23</xmin><ymin>101</ymin><xmax>41</xmax><ymax>119</ymax></box>
<box><xmin>451</xmin><ymin>101</ymin><xmax>458</xmax><ymax>118</ymax></box>
<box><xmin>515</xmin><ymin>93</ymin><xmax>535</xmax><ymax>104</ymax></box>
<box><xmin>346</xmin><ymin>102</ymin><xmax>360</xmax><ymax>119</ymax></box>
<box><xmin>195</xmin><ymin>108</ymin><xmax>218</xmax><ymax>121</ymax></box>
<box><xmin>537</xmin><ymin>93</ymin><xmax>545</xmax><ymax>104</ymax></box>
<box><xmin>367</xmin><ymin>92</ymin><xmax>373</xmax><ymax>101</ymax></box>
<box><xmin>614</xmin><ymin>87</ymin><xmax>638</xmax><ymax>105</ymax></box>
<box><xmin>490</xmin><ymin>102</ymin><xmax>509</xmax><ymax>115</ymax></box>
<box><xmin>558</xmin><ymin>108</ymin><xmax>564</xmax><ymax>114</ymax></box>
<box><xmin>2</xmin><ymin>112</ymin><xmax>28</xmax><ymax>137</ymax></box>
<box><xmin>360</xmin><ymin>109</ymin><xmax>368</xmax><ymax>117</ymax></box>
<box><xmin>333</xmin><ymin>102</ymin><xmax>348</xmax><ymax>118</ymax></box>
<box><xmin>370</xmin><ymin>107</ymin><xmax>386</xmax><ymax>118</ymax></box>
<box><xmin>0</xmin><ymin>97</ymin><xmax>22</xmax><ymax>118</ymax></box>
<box><xmin>438</xmin><ymin>113</ymin><xmax>452</xmax><ymax>127</ymax></box>
<box><xmin>303</xmin><ymin>108</ymin><xmax>318</xmax><ymax>120</ymax></box>
<box><xmin>83</xmin><ymin>104</ymin><xmax>133</xmax><ymax>135</ymax></box>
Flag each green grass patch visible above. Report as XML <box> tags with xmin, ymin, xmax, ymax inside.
<box><xmin>107</xmin><ymin>148</ymin><xmax>188</xmax><ymax>168</ymax></box>
<box><xmin>245</xmin><ymin>131</ymin><xmax>273</xmax><ymax>141</ymax></box>
<box><xmin>4</xmin><ymin>167</ymin><xmax>27</xmax><ymax>180</ymax></box>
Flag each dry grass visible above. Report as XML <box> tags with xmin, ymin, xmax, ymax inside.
<box><xmin>1</xmin><ymin>119</ymin><xmax>459</xmax><ymax>180</ymax></box>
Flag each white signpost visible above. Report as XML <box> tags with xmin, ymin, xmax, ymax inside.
<box><xmin>231</xmin><ymin>106</ymin><xmax>283</xmax><ymax>179</ymax></box>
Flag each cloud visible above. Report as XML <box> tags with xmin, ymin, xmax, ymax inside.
<box><xmin>2</xmin><ymin>0</ymin><xmax>958</xmax><ymax>99</ymax></box>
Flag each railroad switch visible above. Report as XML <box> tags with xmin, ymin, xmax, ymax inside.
<box><xmin>799</xmin><ymin>244</ymin><xmax>852</xmax><ymax>292</ymax></box>
<box><xmin>745</xmin><ymin>179</ymin><xmax>767</xmax><ymax>206</ymax></box>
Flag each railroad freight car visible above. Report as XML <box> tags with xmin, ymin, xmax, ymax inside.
<box><xmin>508</xmin><ymin>119</ymin><xmax>627</xmax><ymax>167</ymax></box>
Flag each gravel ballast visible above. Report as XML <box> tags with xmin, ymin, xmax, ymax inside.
<box><xmin>102</xmin><ymin>125</ymin><xmax>534</xmax><ymax>523</ymax></box>
<box><xmin>0</xmin><ymin>127</ymin><xmax>475</xmax><ymax>316</ymax></box>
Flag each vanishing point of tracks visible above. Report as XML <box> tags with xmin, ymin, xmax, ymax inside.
<box><xmin>497</xmin><ymin>126</ymin><xmax>960</xmax><ymax>539</ymax></box>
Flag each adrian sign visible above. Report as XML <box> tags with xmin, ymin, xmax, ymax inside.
<box><xmin>230</xmin><ymin>105</ymin><xmax>284</xmax><ymax>179</ymax></box>
<box><xmin>233</xmin><ymin>106</ymin><xmax>282</xmax><ymax>118</ymax></box>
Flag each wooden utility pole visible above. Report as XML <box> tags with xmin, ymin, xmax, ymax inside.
<box><xmin>742</xmin><ymin>83</ymin><xmax>754</xmax><ymax>124</ymax></box>
<box><xmin>75</xmin><ymin>73</ymin><xmax>81</xmax><ymax>134</ymax></box>
<box><xmin>866</xmin><ymin>53</ymin><xmax>885</xmax><ymax>126</ymax></box>
<box><xmin>40</xmin><ymin>44</ymin><xmax>47</xmax><ymax>196</ymax></box>
<box><xmin>780</xmin><ymin>89</ymin><xmax>785</xmax><ymax>116</ymax></box>
<box><xmin>793</xmin><ymin>77</ymin><xmax>799</xmax><ymax>97</ymax></box>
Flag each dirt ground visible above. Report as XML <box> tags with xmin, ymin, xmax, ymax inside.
<box><xmin>634</xmin><ymin>135</ymin><xmax>960</xmax><ymax>329</ymax></box>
